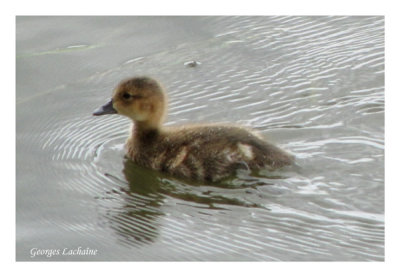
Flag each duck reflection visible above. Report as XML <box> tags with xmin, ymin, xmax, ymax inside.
<box><xmin>103</xmin><ymin>159</ymin><xmax>164</xmax><ymax>247</ymax></box>
<box><xmin>105</xmin><ymin>158</ymin><xmax>279</xmax><ymax>247</ymax></box>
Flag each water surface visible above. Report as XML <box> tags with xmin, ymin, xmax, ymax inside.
<box><xmin>16</xmin><ymin>16</ymin><xmax>384</xmax><ymax>261</ymax></box>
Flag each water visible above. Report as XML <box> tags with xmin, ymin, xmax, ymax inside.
<box><xmin>16</xmin><ymin>16</ymin><xmax>384</xmax><ymax>261</ymax></box>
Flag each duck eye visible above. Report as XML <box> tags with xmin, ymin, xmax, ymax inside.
<box><xmin>122</xmin><ymin>92</ymin><xmax>132</xmax><ymax>100</ymax></box>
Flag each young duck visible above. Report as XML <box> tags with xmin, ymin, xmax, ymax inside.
<box><xmin>93</xmin><ymin>77</ymin><xmax>294</xmax><ymax>182</ymax></box>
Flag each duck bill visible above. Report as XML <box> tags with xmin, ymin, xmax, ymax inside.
<box><xmin>93</xmin><ymin>99</ymin><xmax>118</xmax><ymax>116</ymax></box>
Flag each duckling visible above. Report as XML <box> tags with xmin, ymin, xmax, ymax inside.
<box><xmin>93</xmin><ymin>76</ymin><xmax>294</xmax><ymax>182</ymax></box>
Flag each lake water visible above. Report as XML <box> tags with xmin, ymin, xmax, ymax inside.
<box><xmin>16</xmin><ymin>16</ymin><xmax>384</xmax><ymax>261</ymax></box>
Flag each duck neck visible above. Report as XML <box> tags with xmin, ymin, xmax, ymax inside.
<box><xmin>133</xmin><ymin>121</ymin><xmax>161</xmax><ymax>143</ymax></box>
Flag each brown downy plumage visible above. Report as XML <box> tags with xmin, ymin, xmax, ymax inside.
<box><xmin>93</xmin><ymin>76</ymin><xmax>294</xmax><ymax>182</ymax></box>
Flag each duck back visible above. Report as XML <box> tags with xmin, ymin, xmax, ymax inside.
<box><xmin>127</xmin><ymin>125</ymin><xmax>293</xmax><ymax>182</ymax></box>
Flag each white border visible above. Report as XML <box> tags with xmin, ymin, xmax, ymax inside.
<box><xmin>5</xmin><ymin>0</ymin><xmax>398</xmax><ymax>276</ymax></box>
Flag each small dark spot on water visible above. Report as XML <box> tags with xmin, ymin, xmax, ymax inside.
<box><xmin>184</xmin><ymin>60</ymin><xmax>201</xmax><ymax>68</ymax></box>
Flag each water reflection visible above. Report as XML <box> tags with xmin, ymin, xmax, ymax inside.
<box><xmin>103</xmin><ymin>159</ymin><xmax>294</xmax><ymax>247</ymax></box>
<box><xmin>103</xmin><ymin>160</ymin><xmax>165</xmax><ymax>247</ymax></box>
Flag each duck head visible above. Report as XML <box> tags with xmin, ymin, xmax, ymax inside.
<box><xmin>93</xmin><ymin>77</ymin><xmax>167</xmax><ymax>129</ymax></box>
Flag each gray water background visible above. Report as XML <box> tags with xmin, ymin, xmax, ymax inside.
<box><xmin>16</xmin><ymin>16</ymin><xmax>384</xmax><ymax>261</ymax></box>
